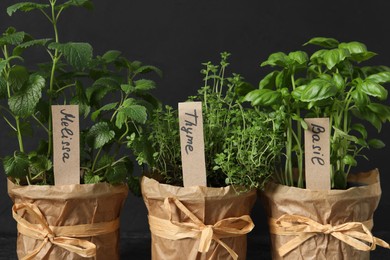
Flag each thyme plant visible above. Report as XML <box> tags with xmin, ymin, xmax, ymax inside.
<box><xmin>245</xmin><ymin>37</ymin><xmax>390</xmax><ymax>189</ymax></box>
<box><xmin>129</xmin><ymin>53</ymin><xmax>284</xmax><ymax>190</ymax></box>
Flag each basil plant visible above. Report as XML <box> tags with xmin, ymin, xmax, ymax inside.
<box><xmin>245</xmin><ymin>37</ymin><xmax>390</xmax><ymax>189</ymax></box>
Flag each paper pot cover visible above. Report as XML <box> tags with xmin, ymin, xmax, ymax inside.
<box><xmin>8</xmin><ymin>179</ymin><xmax>128</xmax><ymax>260</ymax></box>
<box><xmin>261</xmin><ymin>169</ymin><xmax>389</xmax><ymax>260</ymax></box>
<box><xmin>141</xmin><ymin>176</ymin><xmax>257</xmax><ymax>260</ymax></box>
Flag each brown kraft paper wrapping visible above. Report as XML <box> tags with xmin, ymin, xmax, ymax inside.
<box><xmin>8</xmin><ymin>179</ymin><xmax>128</xmax><ymax>260</ymax></box>
<box><xmin>141</xmin><ymin>176</ymin><xmax>257</xmax><ymax>260</ymax></box>
<box><xmin>261</xmin><ymin>169</ymin><xmax>390</xmax><ymax>259</ymax></box>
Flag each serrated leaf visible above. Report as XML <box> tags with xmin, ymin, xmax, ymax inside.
<box><xmin>133</xmin><ymin>65</ymin><xmax>163</xmax><ymax>77</ymax></box>
<box><xmin>70</xmin><ymin>82</ymin><xmax>90</xmax><ymax>118</ymax></box>
<box><xmin>7</xmin><ymin>2</ymin><xmax>49</xmax><ymax>16</ymax></box>
<box><xmin>358</xmin><ymin>80</ymin><xmax>388</xmax><ymax>100</ymax></box>
<box><xmin>300</xmin><ymin>79</ymin><xmax>338</xmax><ymax>102</ymax></box>
<box><xmin>48</xmin><ymin>42</ymin><xmax>93</xmax><ymax>71</ymax></box>
<box><xmin>84</xmin><ymin>173</ymin><xmax>102</xmax><ymax>184</ymax></box>
<box><xmin>91</xmin><ymin>102</ymin><xmax>118</xmax><ymax>121</ymax></box>
<box><xmin>87</xmin><ymin>122</ymin><xmax>115</xmax><ymax>149</ymax></box>
<box><xmin>304</xmin><ymin>37</ymin><xmax>339</xmax><ymax>48</ymax></box>
<box><xmin>56</xmin><ymin>0</ymin><xmax>93</xmax><ymax>10</ymax></box>
<box><xmin>101</xmin><ymin>50</ymin><xmax>121</xmax><ymax>63</ymax></box>
<box><xmin>116</xmin><ymin>105</ymin><xmax>147</xmax><ymax>128</ymax></box>
<box><xmin>13</xmin><ymin>38</ymin><xmax>51</xmax><ymax>56</ymax></box>
<box><xmin>0</xmin><ymin>77</ymin><xmax>7</xmax><ymax>98</ymax></box>
<box><xmin>8</xmin><ymin>75</ymin><xmax>45</xmax><ymax>118</ymax></box>
<box><xmin>3</xmin><ymin>152</ymin><xmax>30</xmax><ymax>178</ymax></box>
<box><xmin>105</xmin><ymin>162</ymin><xmax>128</xmax><ymax>184</ymax></box>
<box><xmin>86</xmin><ymin>77</ymin><xmax>120</xmax><ymax>103</ymax></box>
<box><xmin>0</xmin><ymin>31</ymin><xmax>25</xmax><ymax>46</ymax></box>
<box><xmin>368</xmin><ymin>139</ymin><xmax>385</xmax><ymax>149</ymax></box>
<box><xmin>9</xmin><ymin>65</ymin><xmax>29</xmax><ymax>91</ymax></box>
<box><xmin>135</xmin><ymin>79</ymin><xmax>156</xmax><ymax>91</ymax></box>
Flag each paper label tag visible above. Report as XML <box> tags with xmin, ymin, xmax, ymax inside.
<box><xmin>304</xmin><ymin>118</ymin><xmax>331</xmax><ymax>190</ymax></box>
<box><xmin>178</xmin><ymin>102</ymin><xmax>207</xmax><ymax>187</ymax></box>
<box><xmin>52</xmin><ymin>105</ymin><xmax>80</xmax><ymax>185</ymax></box>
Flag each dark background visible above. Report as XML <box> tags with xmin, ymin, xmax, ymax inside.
<box><xmin>0</xmin><ymin>0</ymin><xmax>389</xmax><ymax>259</ymax></box>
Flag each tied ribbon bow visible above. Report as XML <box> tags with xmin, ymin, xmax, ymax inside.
<box><xmin>269</xmin><ymin>214</ymin><xmax>390</xmax><ymax>257</ymax></box>
<box><xmin>13</xmin><ymin>202</ymin><xmax>120</xmax><ymax>260</ymax></box>
<box><xmin>148</xmin><ymin>197</ymin><xmax>255</xmax><ymax>260</ymax></box>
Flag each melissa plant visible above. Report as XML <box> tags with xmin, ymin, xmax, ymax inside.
<box><xmin>0</xmin><ymin>0</ymin><xmax>160</xmax><ymax>188</ymax></box>
<box><xmin>129</xmin><ymin>53</ymin><xmax>284</xmax><ymax>190</ymax></box>
<box><xmin>245</xmin><ymin>37</ymin><xmax>390</xmax><ymax>189</ymax></box>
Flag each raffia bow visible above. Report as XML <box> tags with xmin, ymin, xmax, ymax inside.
<box><xmin>13</xmin><ymin>202</ymin><xmax>120</xmax><ymax>260</ymax></box>
<box><xmin>148</xmin><ymin>197</ymin><xmax>254</xmax><ymax>260</ymax></box>
<box><xmin>269</xmin><ymin>214</ymin><xmax>390</xmax><ymax>257</ymax></box>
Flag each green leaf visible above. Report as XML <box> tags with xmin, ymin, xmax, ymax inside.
<box><xmin>235</xmin><ymin>82</ymin><xmax>255</xmax><ymax>96</ymax></box>
<box><xmin>87</xmin><ymin>122</ymin><xmax>115</xmax><ymax>149</ymax></box>
<box><xmin>368</xmin><ymin>139</ymin><xmax>385</xmax><ymax>149</ymax></box>
<box><xmin>351</xmin><ymin>90</ymin><xmax>369</xmax><ymax>106</ymax></box>
<box><xmin>56</xmin><ymin>0</ymin><xmax>93</xmax><ymax>10</ymax></box>
<box><xmin>322</xmin><ymin>49</ymin><xmax>350</xmax><ymax>70</ymax></box>
<box><xmin>333</xmin><ymin>127</ymin><xmax>359</xmax><ymax>143</ymax></box>
<box><xmin>342</xmin><ymin>154</ymin><xmax>357</xmax><ymax>167</ymax></box>
<box><xmin>358</xmin><ymin>80</ymin><xmax>388</xmax><ymax>100</ymax></box>
<box><xmin>367</xmin><ymin>103</ymin><xmax>390</xmax><ymax>122</ymax></box>
<box><xmin>105</xmin><ymin>162</ymin><xmax>128</xmax><ymax>184</ymax></box>
<box><xmin>7</xmin><ymin>2</ymin><xmax>49</xmax><ymax>16</ymax></box>
<box><xmin>84</xmin><ymin>173</ymin><xmax>102</xmax><ymax>184</ymax></box>
<box><xmin>300</xmin><ymin>79</ymin><xmax>338</xmax><ymax>102</ymax></box>
<box><xmin>350</xmin><ymin>51</ymin><xmax>377</xmax><ymax>62</ymax></box>
<box><xmin>86</xmin><ymin>77</ymin><xmax>120</xmax><ymax>103</ymax></box>
<box><xmin>116</xmin><ymin>105</ymin><xmax>147</xmax><ymax>128</ymax></box>
<box><xmin>13</xmin><ymin>38</ymin><xmax>51</xmax><ymax>56</ymax></box>
<box><xmin>310</xmin><ymin>49</ymin><xmax>327</xmax><ymax>63</ymax></box>
<box><xmin>9</xmin><ymin>65</ymin><xmax>29</xmax><ymax>91</ymax></box>
<box><xmin>8</xmin><ymin>75</ymin><xmax>45</xmax><ymax>118</ymax></box>
<box><xmin>333</xmin><ymin>73</ymin><xmax>345</xmax><ymax>90</ymax></box>
<box><xmin>261</xmin><ymin>52</ymin><xmax>290</xmax><ymax>68</ymax></box>
<box><xmin>351</xmin><ymin>123</ymin><xmax>367</xmax><ymax>139</ymax></box>
<box><xmin>288</xmin><ymin>51</ymin><xmax>308</xmax><ymax>67</ymax></box>
<box><xmin>70</xmin><ymin>82</ymin><xmax>90</xmax><ymax>118</ymax></box>
<box><xmin>133</xmin><ymin>65</ymin><xmax>163</xmax><ymax>77</ymax></box>
<box><xmin>135</xmin><ymin>79</ymin><xmax>156</xmax><ymax>91</ymax></box>
<box><xmin>353</xmin><ymin>107</ymin><xmax>382</xmax><ymax>132</ymax></box>
<box><xmin>0</xmin><ymin>31</ymin><xmax>25</xmax><ymax>46</ymax></box>
<box><xmin>244</xmin><ymin>89</ymin><xmax>282</xmax><ymax>106</ymax></box>
<box><xmin>101</xmin><ymin>50</ymin><xmax>121</xmax><ymax>63</ymax></box>
<box><xmin>3</xmin><ymin>152</ymin><xmax>30</xmax><ymax>178</ymax></box>
<box><xmin>367</xmin><ymin>72</ymin><xmax>390</xmax><ymax>84</ymax></box>
<box><xmin>291</xmin><ymin>85</ymin><xmax>307</xmax><ymax>100</ymax></box>
<box><xmin>48</xmin><ymin>42</ymin><xmax>93</xmax><ymax>71</ymax></box>
<box><xmin>0</xmin><ymin>60</ymin><xmax>7</xmax><ymax>73</ymax></box>
<box><xmin>259</xmin><ymin>71</ymin><xmax>278</xmax><ymax>89</ymax></box>
<box><xmin>304</xmin><ymin>37</ymin><xmax>339</xmax><ymax>48</ymax></box>
<box><xmin>338</xmin><ymin>41</ymin><xmax>367</xmax><ymax>55</ymax></box>
<box><xmin>91</xmin><ymin>102</ymin><xmax>118</xmax><ymax>121</ymax></box>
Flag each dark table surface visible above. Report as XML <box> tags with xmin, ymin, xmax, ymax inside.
<box><xmin>1</xmin><ymin>232</ymin><xmax>389</xmax><ymax>259</ymax></box>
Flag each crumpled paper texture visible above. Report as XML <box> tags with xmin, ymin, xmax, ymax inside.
<box><xmin>261</xmin><ymin>169</ymin><xmax>382</xmax><ymax>260</ymax></box>
<box><xmin>8</xmin><ymin>179</ymin><xmax>128</xmax><ymax>260</ymax></box>
<box><xmin>141</xmin><ymin>177</ymin><xmax>257</xmax><ymax>260</ymax></box>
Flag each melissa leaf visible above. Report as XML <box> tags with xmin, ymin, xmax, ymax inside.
<box><xmin>8</xmin><ymin>75</ymin><xmax>45</xmax><ymax>118</ymax></box>
<box><xmin>7</xmin><ymin>3</ymin><xmax>49</xmax><ymax>16</ymax></box>
<box><xmin>87</xmin><ymin>122</ymin><xmax>115</xmax><ymax>149</ymax></box>
<box><xmin>48</xmin><ymin>42</ymin><xmax>93</xmax><ymax>71</ymax></box>
<box><xmin>3</xmin><ymin>152</ymin><xmax>30</xmax><ymax>178</ymax></box>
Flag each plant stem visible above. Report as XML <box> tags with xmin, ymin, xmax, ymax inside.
<box><xmin>47</xmin><ymin>1</ymin><xmax>60</xmax><ymax>158</ymax></box>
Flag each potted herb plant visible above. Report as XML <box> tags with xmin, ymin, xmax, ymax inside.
<box><xmin>0</xmin><ymin>1</ymin><xmax>160</xmax><ymax>259</ymax></box>
<box><xmin>244</xmin><ymin>37</ymin><xmax>390</xmax><ymax>259</ymax></box>
<box><xmin>129</xmin><ymin>52</ymin><xmax>285</xmax><ymax>259</ymax></box>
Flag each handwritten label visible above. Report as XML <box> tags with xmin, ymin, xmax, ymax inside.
<box><xmin>52</xmin><ymin>105</ymin><xmax>80</xmax><ymax>185</ymax></box>
<box><xmin>304</xmin><ymin>118</ymin><xmax>330</xmax><ymax>190</ymax></box>
<box><xmin>179</xmin><ymin>102</ymin><xmax>207</xmax><ymax>187</ymax></box>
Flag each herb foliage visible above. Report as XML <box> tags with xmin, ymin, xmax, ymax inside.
<box><xmin>129</xmin><ymin>53</ymin><xmax>284</xmax><ymax>190</ymax></box>
<box><xmin>245</xmin><ymin>37</ymin><xmax>390</xmax><ymax>189</ymax></box>
<box><xmin>0</xmin><ymin>0</ymin><xmax>161</xmax><ymax>189</ymax></box>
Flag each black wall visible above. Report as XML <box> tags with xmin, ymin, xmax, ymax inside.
<box><xmin>0</xmin><ymin>0</ymin><xmax>389</xmax><ymax>256</ymax></box>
